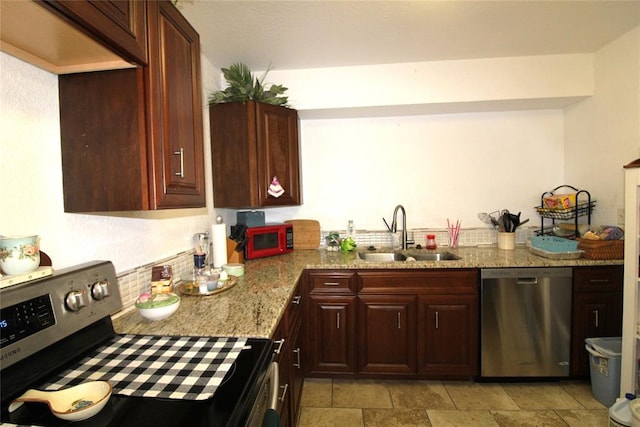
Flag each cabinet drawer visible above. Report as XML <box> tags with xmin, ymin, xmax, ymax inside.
<box><xmin>307</xmin><ymin>271</ymin><xmax>357</xmax><ymax>294</ymax></box>
<box><xmin>359</xmin><ymin>269</ymin><xmax>478</xmax><ymax>295</ymax></box>
<box><xmin>573</xmin><ymin>266</ymin><xmax>623</xmax><ymax>293</ymax></box>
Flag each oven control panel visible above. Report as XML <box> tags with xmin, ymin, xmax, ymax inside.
<box><xmin>0</xmin><ymin>295</ymin><xmax>55</xmax><ymax>348</ymax></box>
<box><xmin>0</xmin><ymin>261</ymin><xmax>122</xmax><ymax>369</ymax></box>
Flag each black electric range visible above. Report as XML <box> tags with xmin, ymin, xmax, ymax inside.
<box><xmin>0</xmin><ymin>261</ymin><xmax>274</xmax><ymax>427</ymax></box>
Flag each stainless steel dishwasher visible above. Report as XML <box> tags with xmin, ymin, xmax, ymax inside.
<box><xmin>481</xmin><ymin>267</ymin><xmax>572</xmax><ymax>378</ymax></box>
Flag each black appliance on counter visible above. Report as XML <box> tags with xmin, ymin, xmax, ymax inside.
<box><xmin>0</xmin><ymin>261</ymin><xmax>275</xmax><ymax>426</ymax></box>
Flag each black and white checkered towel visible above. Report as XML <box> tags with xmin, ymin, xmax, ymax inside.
<box><xmin>44</xmin><ymin>335</ymin><xmax>248</xmax><ymax>400</ymax></box>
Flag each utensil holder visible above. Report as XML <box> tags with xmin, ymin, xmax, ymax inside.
<box><xmin>497</xmin><ymin>232</ymin><xmax>515</xmax><ymax>250</ymax></box>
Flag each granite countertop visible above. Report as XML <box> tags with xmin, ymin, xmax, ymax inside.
<box><xmin>112</xmin><ymin>246</ymin><xmax>622</xmax><ymax>339</ymax></box>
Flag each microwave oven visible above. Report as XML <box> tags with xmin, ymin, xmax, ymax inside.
<box><xmin>236</xmin><ymin>223</ymin><xmax>294</xmax><ymax>260</ymax></box>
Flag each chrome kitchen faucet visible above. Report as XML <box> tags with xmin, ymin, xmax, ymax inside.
<box><xmin>391</xmin><ymin>204</ymin><xmax>414</xmax><ymax>249</ymax></box>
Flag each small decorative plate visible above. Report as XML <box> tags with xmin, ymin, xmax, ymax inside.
<box><xmin>178</xmin><ymin>276</ymin><xmax>238</xmax><ymax>296</ymax></box>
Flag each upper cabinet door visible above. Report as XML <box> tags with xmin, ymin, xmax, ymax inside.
<box><xmin>255</xmin><ymin>102</ymin><xmax>302</xmax><ymax>207</ymax></box>
<box><xmin>38</xmin><ymin>0</ymin><xmax>148</xmax><ymax>65</ymax></box>
<box><xmin>145</xmin><ymin>0</ymin><xmax>205</xmax><ymax>209</ymax></box>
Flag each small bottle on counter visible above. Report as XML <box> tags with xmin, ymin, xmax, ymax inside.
<box><xmin>426</xmin><ymin>234</ymin><xmax>437</xmax><ymax>250</ymax></box>
<box><xmin>347</xmin><ymin>220</ymin><xmax>355</xmax><ymax>238</ymax></box>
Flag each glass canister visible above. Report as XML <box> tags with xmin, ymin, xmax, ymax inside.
<box><xmin>193</xmin><ymin>232</ymin><xmax>210</xmax><ymax>266</ymax></box>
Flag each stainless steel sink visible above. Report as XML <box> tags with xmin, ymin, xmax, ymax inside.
<box><xmin>357</xmin><ymin>251</ymin><xmax>460</xmax><ymax>262</ymax></box>
<box><xmin>358</xmin><ymin>252</ymin><xmax>408</xmax><ymax>262</ymax></box>
<box><xmin>410</xmin><ymin>252</ymin><xmax>461</xmax><ymax>261</ymax></box>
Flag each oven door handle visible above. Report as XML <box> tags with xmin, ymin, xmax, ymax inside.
<box><xmin>269</xmin><ymin>362</ymin><xmax>280</xmax><ymax>410</ymax></box>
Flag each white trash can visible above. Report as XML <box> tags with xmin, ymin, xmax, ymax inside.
<box><xmin>585</xmin><ymin>337</ymin><xmax>622</xmax><ymax>407</ymax></box>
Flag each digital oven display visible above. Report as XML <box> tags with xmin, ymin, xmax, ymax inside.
<box><xmin>0</xmin><ymin>295</ymin><xmax>55</xmax><ymax>349</ymax></box>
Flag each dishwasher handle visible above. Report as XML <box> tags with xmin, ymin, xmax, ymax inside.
<box><xmin>517</xmin><ymin>277</ymin><xmax>538</xmax><ymax>285</ymax></box>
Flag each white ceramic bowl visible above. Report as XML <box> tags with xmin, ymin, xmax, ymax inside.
<box><xmin>0</xmin><ymin>235</ymin><xmax>40</xmax><ymax>275</ymax></box>
<box><xmin>135</xmin><ymin>293</ymin><xmax>180</xmax><ymax>321</ymax></box>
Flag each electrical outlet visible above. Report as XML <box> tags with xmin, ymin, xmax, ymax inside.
<box><xmin>618</xmin><ymin>208</ymin><xmax>625</xmax><ymax>225</ymax></box>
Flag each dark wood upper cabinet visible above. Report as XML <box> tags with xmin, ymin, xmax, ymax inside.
<box><xmin>59</xmin><ymin>0</ymin><xmax>205</xmax><ymax>212</ymax></box>
<box><xmin>39</xmin><ymin>0</ymin><xmax>147</xmax><ymax>65</ymax></box>
<box><xmin>209</xmin><ymin>101</ymin><xmax>302</xmax><ymax>208</ymax></box>
<box><xmin>1</xmin><ymin>1</ymin><xmax>147</xmax><ymax>73</ymax></box>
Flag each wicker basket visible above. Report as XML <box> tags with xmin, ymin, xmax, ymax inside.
<box><xmin>576</xmin><ymin>238</ymin><xmax>624</xmax><ymax>260</ymax></box>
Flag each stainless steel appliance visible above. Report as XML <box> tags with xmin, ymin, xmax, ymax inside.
<box><xmin>481</xmin><ymin>267</ymin><xmax>572</xmax><ymax>378</ymax></box>
<box><xmin>1</xmin><ymin>261</ymin><xmax>276</xmax><ymax>426</ymax></box>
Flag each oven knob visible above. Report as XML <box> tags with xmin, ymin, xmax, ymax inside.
<box><xmin>91</xmin><ymin>280</ymin><xmax>110</xmax><ymax>300</ymax></box>
<box><xmin>65</xmin><ymin>290</ymin><xmax>87</xmax><ymax>312</ymax></box>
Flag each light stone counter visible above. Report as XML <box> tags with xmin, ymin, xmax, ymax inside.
<box><xmin>112</xmin><ymin>247</ymin><xmax>622</xmax><ymax>339</ymax></box>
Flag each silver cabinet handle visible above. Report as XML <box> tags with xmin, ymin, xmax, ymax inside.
<box><xmin>292</xmin><ymin>295</ymin><xmax>302</xmax><ymax>305</ymax></box>
<box><xmin>397</xmin><ymin>312</ymin><xmax>401</xmax><ymax>329</ymax></box>
<box><xmin>279</xmin><ymin>383</ymin><xmax>289</xmax><ymax>402</ymax></box>
<box><xmin>589</xmin><ymin>279</ymin><xmax>609</xmax><ymax>283</ymax></box>
<box><xmin>435</xmin><ymin>311</ymin><xmax>439</xmax><ymax>329</ymax></box>
<box><xmin>593</xmin><ymin>309</ymin><xmax>599</xmax><ymax>328</ymax></box>
<box><xmin>274</xmin><ymin>339</ymin><xmax>285</xmax><ymax>355</ymax></box>
<box><xmin>174</xmin><ymin>148</ymin><xmax>184</xmax><ymax>178</ymax></box>
<box><xmin>336</xmin><ymin>312</ymin><xmax>340</xmax><ymax>329</ymax></box>
<box><xmin>293</xmin><ymin>348</ymin><xmax>301</xmax><ymax>368</ymax></box>
<box><xmin>323</xmin><ymin>282</ymin><xmax>339</xmax><ymax>286</ymax></box>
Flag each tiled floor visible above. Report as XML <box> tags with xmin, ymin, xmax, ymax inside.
<box><xmin>298</xmin><ymin>378</ymin><xmax>608</xmax><ymax>426</ymax></box>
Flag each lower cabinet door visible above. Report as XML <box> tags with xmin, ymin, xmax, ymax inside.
<box><xmin>571</xmin><ymin>292</ymin><xmax>622</xmax><ymax>376</ymax></box>
<box><xmin>358</xmin><ymin>295</ymin><xmax>417</xmax><ymax>374</ymax></box>
<box><xmin>307</xmin><ymin>295</ymin><xmax>357</xmax><ymax>374</ymax></box>
<box><xmin>417</xmin><ymin>295</ymin><xmax>478</xmax><ymax>376</ymax></box>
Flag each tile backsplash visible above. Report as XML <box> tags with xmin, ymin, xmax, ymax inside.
<box><xmin>115</xmin><ymin>250</ymin><xmax>194</xmax><ymax>311</ymax></box>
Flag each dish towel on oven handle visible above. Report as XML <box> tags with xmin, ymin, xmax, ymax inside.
<box><xmin>44</xmin><ymin>335</ymin><xmax>248</xmax><ymax>400</ymax></box>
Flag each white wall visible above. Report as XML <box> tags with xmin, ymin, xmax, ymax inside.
<box><xmin>263</xmin><ymin>32</ymin><xmax>639</xmax><ymax>231</ymax></box>
<box><xmin>0</xmin><ymin>52</ymin><xmax>219</xmax><ymax>273</ymax></box>
<box><xmin>267</xmin><ymin>110</ymin><xmax>565</xmax><ymax>232</ymax></box>
<box><xmin>565</xmin><ymin>27</ymin><xmax>640</xmax><ymax>226</ymax></box>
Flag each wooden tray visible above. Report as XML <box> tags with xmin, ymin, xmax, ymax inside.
<box><xmin>178</xmin><ymin>276</ymin><xmax>238</xmax><ymax>296</ymax></box>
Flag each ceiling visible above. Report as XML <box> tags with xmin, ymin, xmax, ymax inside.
<box><xmin>179</xmin><ymin>0</ymin><xmax>640</xmax><ymax>72</ymax></box>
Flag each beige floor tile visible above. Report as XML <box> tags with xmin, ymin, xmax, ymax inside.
<box><xmin>363</xmin><ymin>408</ymin><xmax>432</xmax><ymax>427</ymax></box>
<box><xmin>500</xmin><ymin>383</ymin><xmax>584</xmax><ymax>410</ymax></box>
<box><xmin>387</xmin><ymin>381</ymin><xmax>456</xmax><ymax>410</ymax></box>
<box><xmin>491</xmin><ymin>410</ymin><xmax>568</xmax><ymax>427</ymax></box>
<box><xmin>443</xmin><ymin>382</ymin><xmax>520</xmax><ymax>411</ymax></box>
<box><xmin>301</xmin><ymin>378</ymin><xmax>333</xmax><ymax>407</ymax></box>
<box><xmin>559</xmin><ymin>381</ymin><xmax>607</xmax><ymax>410</ymax></box>
<box><xmin>298</xmin><ymin>407</ymin><xmax>364</xmax><ymax>427</ymax></box>
<box><xmin>428</xmin><ymin>410</ymin><xmax>499</xmax><ymax>427</ymax></box>
<box><xmin>556</xmin><ymin>409</ymin><xmax>610</xmax><ymax>427</ymax></box>
<box><xmin>332</xmin><ymin>379</ymin><xmax>393</xmax><ymax>408</ymax></box>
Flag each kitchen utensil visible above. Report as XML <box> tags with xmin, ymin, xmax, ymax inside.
<box><xmin>230</xmin><ymin>223</ymin><xmax>249</xmax><ymax>252</ymax></box>
<box><xmin>284</xmin><ymin>219</ymin><xmax>321</xmax><ymax>249</ymax></box>
<box><xmin>477</xmin><ymin>211</ymin><xmax>499</xmax><ymax>225</ymax></box>
<box><xmin>9</xmin><ymin>381</ymin><xmax>112</xmax><ymax>421</ymax></box>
